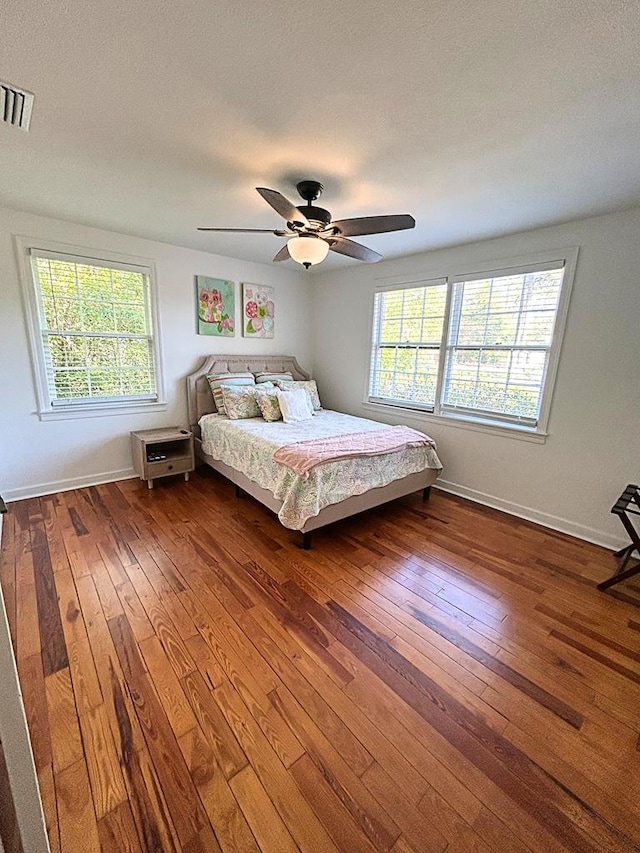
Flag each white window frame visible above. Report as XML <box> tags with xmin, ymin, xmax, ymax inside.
<box><xmin>15</xmin><ymin>236</ymin><xmax>167</xmax><ymax>421</ymax></box>
<box><xmin>364</xmin><ymin>248</ymin><xmax>578</xmax><ymax>441</ymax></box>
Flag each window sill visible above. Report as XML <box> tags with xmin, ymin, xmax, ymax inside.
<box><xmin>37</xmin><ymin>401</ymin><xmax>168</xmax><ymax>421</ymax></box>
<box><xmin>361</xmin><ymin>401</ymin><xmax>548</xmax><ymax>444</ymax></box>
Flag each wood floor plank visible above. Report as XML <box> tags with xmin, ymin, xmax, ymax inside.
<box><xmin>406</xmin><ymin>602</ymin><xmax>584</xmax><ymax>728</ymax></box>
<box><xmin>0</xmin><ymin>511</ymin><xmax>17</xmax><ymax>647</ymax></box>
<box><xmin>4</xmin><ymin>480</ymin><xmax>640</xmax><ymax>853</ymax></box>
<box><xmin>111</xmin><ymin>666</ymin><xmax>181</xmax><ymax>853</ymax></box>
<box><xmin>270</xmin><ymin>683</ymin><xmax>402</xmax><ymax>851</ymax></box>
<box><xmin>15</xmin><ymin>547</ymin><xmax>41</xmax><ymax>662</ymax></box>
<box><xmin>53</xmin><ymin>566</ymin><xmax>103</xmax><ymax>715</ymax></box>
<box><xmin>17</xmin><ymin>652</ymin><xmax>52</xmax><ymax>771</ymax></box>
<box><xmin>178</xmin><ymin>725</ymin><xmax>260</xmax><ymax>853</ymax></box>
<box><xmin>37</xmin><ymin>763</ymin><xmax>60</xmax><ymax>853</ymax></box>
<box><xmin>73</xmin><ymin>573</ymin><xmax>146</xmax><ymax>750</ymax></box>
<box><xmin>108</xmin><ymin>613</ymin><xmax>208</xmax><ymax>847</ymax></box>
<box><xmin>243</xmin><ymin>605</ymin><xmax>376</xmax><ymax>775</ymax></box>
<box><xmin>140</xmin><ymin>634</ymin><xmax>198</xmax><ymax>739</ymax></box>
<box><xmin>360</xmin><ymin>760</ymin><xmax>449</xmax><ymax>853</ymax></box>
<box><xmin>180</xmin><ymin>668</ymin><xmax>247</xmax><ymax>779</ymax></box>
<box><xmin>45</xmin><ymin>668</ymin><xmax>84</xmax><ymax>773</ymax></box>
<box><xmin>229</xmin><ymin>764</ymin><xmax>299</xmax><ymax>852</ymax></box>
<box><xmin>55</xmin><ymin>757</ymin><xmax>101</xmax><ymax>853</ymax></box>
<box><xmin>78</xmin><ymin>703</ymin><xmax>128</xmax><ymax>819</ymax></box>
<box><xmin>213</xmin><ymin>679</ymin><xmax>339</xmax><ymax>852</ymax></box>
<box><xmin>96</xmin><ymin>801</ymin><xmax>144</xmax><ymax>853</ymax></box>
<box><xmin>289</xmin><ymin>752</ymin><xmax>380</xmax><ymax>853</ymax></box>
<box><xmin>291</xmin><ymin>587</ymin><xmax>629</xmax><ymax>853</ymax></box>
<box><xmin>31</xmin><ymin>512</ymin><xmax>69</xmax><ymax>676</ymax></box>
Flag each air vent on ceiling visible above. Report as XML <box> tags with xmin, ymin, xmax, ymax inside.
<box><xmin>1</xmin><ymin>81</ymin><xmax>34</xmax><ymax>131</ymax></box>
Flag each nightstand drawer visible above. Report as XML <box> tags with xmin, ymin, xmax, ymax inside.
<box><xmin>145</xmin><ymin>457</ymin><xmax>192</xmax><ymax>478</ymax></box>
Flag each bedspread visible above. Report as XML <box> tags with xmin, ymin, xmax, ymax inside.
<box><xmin>199</xmin><ymin>410</ymin><xmax>442</xmax><ymax>530</ymax></box>
<box><xmin>273</xmin><ymin>426</ymin><xmax>435</xmax><ymax>477</ymax></box>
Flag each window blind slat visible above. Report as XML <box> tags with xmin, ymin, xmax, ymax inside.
<box><xmin>30</xmin><ymin>248</ymin><xmax>151</xmax><ymax>275</ymax></box>
<box><xmin>451</xmin><ymin>260</ymin><xmax>564</xmax><ymax>284</ymax></box>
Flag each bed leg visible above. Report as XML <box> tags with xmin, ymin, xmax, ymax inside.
<box><xmin>301</xmin><ymin>531</ymin><xmax>312</xmax><ymax>550</ymax></box>
<box><xmin>235</xmin><ymin>485</ymin><xmax>242</xmax><ymax>499</ymax></box>
<box><xmin>423</xmin><ymin>486</ymin><xmax>431</xmax><ymax>501</ymax></box>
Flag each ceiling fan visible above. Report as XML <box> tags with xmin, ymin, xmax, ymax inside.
<box><xmin>198</xmin><ymin>180</ymin><xmax>415</xmax><ymax>269</ymax></box>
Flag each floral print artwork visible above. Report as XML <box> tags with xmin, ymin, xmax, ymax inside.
<box><xmin>196</xmin><ymin>276</ymin><xmax>235</xmax><ymax>336</ymax></box>
<box><xmin>242</xmin><ymin>283</ymin><xmax>275</xmax><ymax>338</ymax></box>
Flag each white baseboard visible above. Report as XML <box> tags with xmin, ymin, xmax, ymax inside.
<box><xmin>3</xmin><ymin>469</ymin><xmax>137</xmax><ymax>503</ymax></box>
<box><xmin>434</xmin><ymin>479</ymin><xmax>625</xmax><ymax>552</ymax></box>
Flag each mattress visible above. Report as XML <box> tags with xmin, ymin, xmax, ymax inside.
<box><xmin>199</xmin><ymin>409</ymin><xmax>442</xmax><ymax>530</ymax></box>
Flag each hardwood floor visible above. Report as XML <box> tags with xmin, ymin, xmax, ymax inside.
<box><xmin>1</xmin><ymin>468</ymin><xmax>640</xmax><ymax>853</ymax></box>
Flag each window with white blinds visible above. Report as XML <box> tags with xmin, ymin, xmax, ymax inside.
<box><xmin>368</xmin><ymin>252</ymin><xmax>575</xmax><ymax>434</ymax></box>
<box><xmin>25</xmin><ymin>247</ymin><xmax>162</xmax><ymax>414</ymax></box>
<box><xmin>369</xmin><ymin>280</ymin><xmax>447</xmax><ymax>410</ymax></box>
<box><xmin>442</xmin><ymin>263</ymin><xmax>565</xmax><ymax>426</ymax></box>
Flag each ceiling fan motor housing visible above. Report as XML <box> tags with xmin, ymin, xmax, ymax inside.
<box><xmin>291</xmin><ymin>180</ymin><xmax>332</xmax><ymax>230</ymax></box>
<box><xmin>292</xmin><ymin>205</ymin><xmax>332</xmax><ymax>230</ymax></box>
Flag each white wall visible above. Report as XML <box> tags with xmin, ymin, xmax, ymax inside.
<box><xmin>0</xmin><ymin>206</ymin><xmax>311</xmax><ymax>500</ymax></box>
<box><xmin>311</xmin><ymin>208</ymin><xmax>640</xmax><ymax>549</ymax></box>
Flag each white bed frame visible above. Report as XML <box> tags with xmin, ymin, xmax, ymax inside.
<box><xmin>186</xmin><ymin>355</ymin><xmax>440</xmax><ymax>546</ymax></box>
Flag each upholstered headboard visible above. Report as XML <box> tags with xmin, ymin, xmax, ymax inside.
<box><xmin>186</xmin><ymin>354</ymin><xmax>311</xmax><ymax>429</ymax></box>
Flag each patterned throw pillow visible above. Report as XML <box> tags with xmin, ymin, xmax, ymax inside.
<box><xmin>276</xmin><ymin>379</ymin><xmax>321</xmax><ymax>410</ymax></box>
<box><xmin>255</xmin><ymin>387</ymin><xmax>282</xmax><ymax>422</ymax></box>
<box><xmin>254</xmin><ymin>371</ymin><xmax>294</xmax><ymax>384</ymax></box>
<box><xmin>221</xmin><ymin>385</ymin><xmax>261</xmax><ymax>419</ymax></box>
<box><xmin>212</xmin><ymin>387</ymin><xmax>228</xmax><ymax>414</ymax></box>
<box><xmin>206</xmin><ymin>372</ymin><xmax>255</xmax><ymax>412</ymax></box>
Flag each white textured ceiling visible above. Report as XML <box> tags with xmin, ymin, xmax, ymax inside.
<box><xmin>1</xmin><ymin>0</ymin><xmax>639</xmax><ymax>269</ymax></box>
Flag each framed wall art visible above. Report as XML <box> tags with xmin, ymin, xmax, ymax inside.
<box><xmin>242</xmin><ymin>283</ymin><xmax>275</xmax><ymax>338</ymax></box>
<box><xmin>195</xmin><ymin>276</ymin><xmax>235</xmax><ymax>336</ymax></box>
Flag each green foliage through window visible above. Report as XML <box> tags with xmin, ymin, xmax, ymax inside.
<box><xmin>32</xmin><ymin>254</ymin><xmax>157</xmax><ymax>405</ymax></box>
<box><xmin>369</xmin><ymin>264</ymin><xmax>566</xmax><ymax>427</ymax></box>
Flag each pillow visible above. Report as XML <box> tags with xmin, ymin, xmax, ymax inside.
<box><xmin>255</xmin><ymin>387</ymin><xmax>282</xmax><ymax>422</ymax></box>
<box><xmin>276</xmin><ymin>379</ymin><xmax>322</xmax><ymax>410</ymax></box>
<box><xmin>221</xmin><ymin>385</ymin><xmax>261</xmax><ymax>419</ymax></box>
<box><xmin>206</xmin><ymin>372</ymin><xmax>255</xmax><ymax>412</ymax></box>
<box><xmin>212</xmin><ymin>387</ymin><xmax>227</xmax><ymax>414</ymax></box>
<box><xmin>277</xmin><ymin>388</ymin><xmax>314</xmax><ymax>423</ymax></box>
<box><xmin>254</xmin><ymin>371</ymin><xmax>294</xmax><ymax>384</ymax></box>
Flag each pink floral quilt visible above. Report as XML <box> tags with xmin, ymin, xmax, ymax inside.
<box><xmin>273</xmin><ymin>426</ymin><xmax>435</xmax><ymax>478</ymax></box>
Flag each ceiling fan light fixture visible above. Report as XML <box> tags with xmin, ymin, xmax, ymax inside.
<box><xmin>287</xmin><ymin>234</ymin><xmax>329</xmax><ymax>269</ymax></box>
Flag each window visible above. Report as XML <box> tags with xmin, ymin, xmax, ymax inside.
<box><xmin>369</xmin><ymin>279</ymin><xmax>447</xmax><ymax>410</ymax></box>
<box><xmin>19</xmin><ymin>240</ymin><xmax>165</xmax><ymax>419</ymax></box>
<box><xmin>368</xmin><ymin>251</ymin><xmax>577</xmax><ymax>436</ymax></box>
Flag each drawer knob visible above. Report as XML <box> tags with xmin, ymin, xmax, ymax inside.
<box><xmin>168</xmin><ymin>464</ymin><xmax>173</xmax><ymax>470</ymax></box>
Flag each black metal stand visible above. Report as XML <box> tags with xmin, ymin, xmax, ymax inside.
<box><xmin>598</xmin><ymin>484</ymin><xmax>640</xmax><ymax>590</ymax></box>
<box><xmin>423</xmin><ymin>486</ymin><xmax>432</xmax><ymax>501</ymax></box>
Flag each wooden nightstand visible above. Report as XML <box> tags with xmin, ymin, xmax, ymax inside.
<box><xmin>131</xmin><ymin>427</ymin><xmax>195</xmax><ymax>489</ymax></box>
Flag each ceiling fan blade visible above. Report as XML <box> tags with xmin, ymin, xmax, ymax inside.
<box><xmin>329</xmin><ymin>237</ymin><xmax>382</xmax><ymax>263</ymax></box>
<box><xmin>256</xmin><ymin>188</ymin><xmax>310</xmax><ymax>227</ymax></box>
<box><xmin>272</xmin><ymin>244</ymin><xmax>291</xmax><ymax>262</ymax></box>
<box><xmin>328</xmin><ymin>214</ymin><xmax>415</xmax><ymax>237</ymax></box>
<box><xmin>197</xmin><ymin>227</ymin><xmax>289</xmax><ymax>235</ymax></box>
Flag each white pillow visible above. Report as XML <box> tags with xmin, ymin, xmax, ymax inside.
<box><xmin>277</xmin><ymin>388</ymin><xmax>314</xmax><ymax>423</ymax></box>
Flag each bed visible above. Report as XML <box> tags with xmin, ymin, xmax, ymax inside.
<box><xmin>187</xmin><ymin>355</ymin><xmax>442</xmax><ymax>547</ymax></box>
